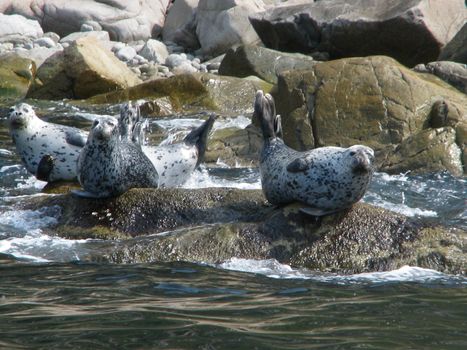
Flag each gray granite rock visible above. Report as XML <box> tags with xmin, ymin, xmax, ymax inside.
<box><xmin>250</xmin><ymin>0</ymin><xmax>466</xmax><ymax>67</ymax></box>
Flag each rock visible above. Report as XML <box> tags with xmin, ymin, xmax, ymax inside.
<box><xmin>195</xmin><ymin>0</ymin><xmax>265</xmax><ymax>57</ymax></box>
<box><xmin>205</xmin><ymin>124</ymin><xmax>263</xmax><ymax>166</ymax></box>
<box><xmin>81</xmin><ymin>21</ymin><xmax>103</xmax><ymax>32</ymax></box>
<box><xmin>0</xmin><ymin>14</ymin><xmax>43</xmax><ymax>42</ymax></box>
<box><xmin>115</xmin><ymin>46</ymin><xmax>137</xmax><ymax>62</ymax></box>
<box><xmin>27</xmin><ymin>36</ymin><xmax>141</xmax><ymax>100</ymax></box>
<box><xmin>27</xmin><ymin>189</ymin><xmax>466</xmax><ymax>275</ymax></box>
<box><xmin>250</xmin><ymin>0</ymin><xmax>466</xmax><ymax>67</ymax></box>
<box><xmin>162</xmin><ymin>0</ymin><xmax>199</xmax><ymax>43</ymax></box>
<box><xmin>417</xmin><ymin>61</ymin><xmax>467</xmax><ymax>94</ymax></box>
<box><xmin>382</xmin><ymin>127</ymin><xmax>463</xmax><ymax>176</ymax></box>
<box><xmin>165</xmin><ymin>53</ymin><xmax>188</xmax><ymax>68</ymax></box>
<box><xmin>60</xmin><ymin>31</ymin><xmax>110</xmax><ymax>44</ymax></box>
<box><xmin>33</xmin><ymin>37</ymin><xmax>56</xmax><ymax>49</ymax></box>
<box><xmin>139</xmin><ymin>39</ymin><xmax>169</xmax><ymax>64</ymax></box>
<box><xmin>14</xmin><ymin>46</ymin><xmax>62</xmax><ymax>68</ymax></box>
<box><xmin>43</xmin><ymin>32</ymin><xmax>61</xmax><ymax>44</ymax></box>
<box><xmin>439</xmin><ymin>23</ymin><xmax>467</xmax><ymax>64</ymax></box>
<box><xmin>272</xmin><ymin>55</ymin><xmax>467</xmax><ymax>175</ymax></box>
<box><xmin>1</xmin><ymin>0</ymin><xmax>171</xmax><ymax>43</ymax></box>
<box><xmin>139</xmin><ymin>97</ymin><xmax>174</xmax><ymax>117</ymax></box>
<box><xmin>219</xmin><ymin>45</ymin><xmax>315</xmax><ymax>84</ymax></box>
<box><xmin>173</xmin><ymin>61</ymin><xmax>198</xmax><ymax>74</ymax></box>
<box><xmin>84</xmin><ymin>73</ymin><xmax>272</xmax><ymax>116</ymax></box>
<box><xmin>0</xmin><ymin>54</ymin><xmax>36</xmax><ymax>101</ymax></box>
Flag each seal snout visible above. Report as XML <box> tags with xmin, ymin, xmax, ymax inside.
<box><xmin>349</xmin><ymin>146</ymin><xmax>374</xmax><ymax>174</ymax></box>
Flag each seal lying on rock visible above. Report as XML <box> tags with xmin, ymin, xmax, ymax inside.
<box><xmin>255</xmin><ymin>90</ymin><xmax>375</xmax><ymax>216</ymax></box>
<box><xmin>8</xmin><ymin>103</ymin><xmax>87</xmax><ymax>182</ymax></box>
<box><xmin>142</xmin><ymin>114</ymin><xmax>217</xmax><ymax>187</ymax></box>
<box><xmin>73</xmin><ymin>116</ymin><xmax>158</xmax><ymax>198</ymax></box>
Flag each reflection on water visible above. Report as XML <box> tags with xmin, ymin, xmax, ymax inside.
<box><xmin>0</xmin><ymin>261</ymin><xmax>466</xmax><ymax>349</ymax></box>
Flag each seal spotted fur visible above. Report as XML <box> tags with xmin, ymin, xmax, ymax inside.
<box><xmin>118</xmin><ymin>103</ymin><xmax>216</xmax><ymax>188</ymax></box>
<box><xmin>73</xmin><ymin>116</ymin><xmax>158</xmax><ymax>198</ymax></box>
<box><xmin>142</xmin><ymin>115</ymin><xmax>216</xmax><ymax>187</ymax></box>
<box><xmin>8</xmin><ymin>103</ymin><xmax>87</xmax><ymax>182</ymax></box>
<box><xmin>255</xmin><ymin>90</ymin><xmax>375</xmax><ymax>216</ymax></box>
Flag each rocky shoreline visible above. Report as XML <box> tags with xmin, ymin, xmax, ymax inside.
<box><xmin>1</xmin><ymin>0</ymin><xmax>466</xmax><ymax>274</ymax></box>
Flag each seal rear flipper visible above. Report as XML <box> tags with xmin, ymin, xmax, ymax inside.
<box><xmin>71</xmin><ymin>189</ymin><xmax>107</xmax><ymax>199</ymax></box>
<box><xmin>254</xmin><ymin>90</ymin><xmax>277</xmax><ymax>139</ymax></box>
<box><xmin>183</xmin><ymin>114</ymin><xmax>217</xmax><ymax>167</ymax></box>
<box><xmin>36</xmin><ymin>155</ymin><xmax>55</xmax><ymax>182</ymax></box>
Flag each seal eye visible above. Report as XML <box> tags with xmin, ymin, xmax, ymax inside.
<box><xmin>92</xmin><ymin>120</ymin><xmax>99</xmax><ymax>128</ymax></box>
<box><xmin>349</xmin><ymin>151</ymin><xmax>356</xmax><ymax>156</ymax></box>
<box><xmin>9</xmin><ymin>108</ymin><xmax>14</xmax><ymax>113</ymax></box>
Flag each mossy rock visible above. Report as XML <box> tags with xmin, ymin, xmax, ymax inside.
<box><xmin>274</xmin><ymin>55</ymin><xmax>467</xmax><ymax>175</ymax></box>
<box><xmin>0</xmin><ymin>54</ymin><xmax>36</xmax><ymax>102</ymax></box>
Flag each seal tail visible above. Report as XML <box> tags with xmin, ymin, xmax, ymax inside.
<box><xmin>184</xmin><ymin>113</ymin><xmax>217</xmax><ymax>168</ymax></box>
<box><xmin>254</xmin><ymin>90</ymin><xmax>277</xmax><ymax>139</ymax></box>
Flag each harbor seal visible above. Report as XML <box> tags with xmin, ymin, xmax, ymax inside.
<box><xmin>142</xmin><ymin>114</ymin><xmax>216</xmax><ymax>187</ymax></box>
<box><xmin>73</xmin><ymin>116</ymin><xmax>158</xmax><ymax>198</ymax></box>
<box><xmin>8</xmin><ymin>103</ymin><xmax>88</xmax><ymax>182</ymax></box>
<box><xmin>255</xmin><ymin>90</ymin><xmax>375</xmax><ymax>216</ymax></box>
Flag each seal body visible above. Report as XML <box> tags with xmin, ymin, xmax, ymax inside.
<box><xmin>8</xmin><ymin>103</ymin><xmax>87</xmax><ymax>182</ymax></box>
<box><xmin>142</xmin><ymin>114</ymin><xmax>216</xmax><ymax>188</ymax></box>
<box><xmin>255</xmin><ymin>90</ymin><xmax>375</xmax><ymax>216</ymax></box>
<box><xmin>75</xmin><ymin>117</ymin><xmax>158</xmax><ymax>198</ymax></box>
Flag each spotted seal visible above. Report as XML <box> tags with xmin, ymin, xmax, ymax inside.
<box><xmin>73</xmin><ymin>116</ymin><xmax>158</xmax><ymax>198</ymax></box>
<box><xmin>142</xmin><ymin>114</ymin><xmax>217</xmax><ymax>187</ymax></box>
<box><xmin>8</xmin><ymin>103</ymin><xmax>88</xmax><ymax>182</ymax></box>
<box><xmin>255</xmin><ymin>90</ymin><xmax>375</xmax><ymax>216</ymax></box>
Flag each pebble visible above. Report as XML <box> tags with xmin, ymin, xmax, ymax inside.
<box><xmin>116</xmin><ymin>46</ymin><xmax>137</xmax><ymax>62</ymax></box>
<box><xmin>34</xmin><ymin>37</ymin><xmax>56</xmax><ymax>48</ymax></box>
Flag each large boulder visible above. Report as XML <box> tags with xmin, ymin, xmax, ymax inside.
<box><xmin>0</xmin><ymin>13</ymin><xmax>43</xmax><ymax>43</ymax></box>
<box><xmin>27</xmin><ymin>188</ymin><xmax>466</xmax><ymax>275</ymax></box>
<box><xmin>0</xmin><ymin>54</ymin><xmax>36</xmax><ymax>101</ymax></box>
<box><xmin>0</xmin><ymin>0</ymin><xmax>171</xmax><ymax>42</ymax></box>
<box><xmin>250</xmin><ymin>0</ymin><xmax>466</xmax><ymax>67</ymax></box>
<box><xmin>84</xmin><ymin>73</ymin><xmax>272</xmax><ymax>116</ymax></box>
<box><xmin>438</xmin><ymin>23</ymin><xmax>467</xmax><ymax>64</ymax></box>
<box><xmin>162</xmin><ymin>0</ymin><xmax>199</xmax><ymax>46</ymax></box>
<box><xmin>195</xmin><ymin>0</ymin><xmax>266</xmax><ymax>57</ymax></box>
<box><xmin>414</xmin><ymin>61</ymin><xmax>467</xmax><ymax>94</ymax></box>
<box><xmin>27</xmin><ymin>36</ymin><xmax>141</xmax><ymax>100</ymax></box>
<box><xmin>272</xmin><ymin>55</ymin><xmax>467</xmax><ymax>175</ymax></box>
<box><xmin>219</xmin><ymin>45</ymin><xmax>316</xmax><ymax>84</ymax></box>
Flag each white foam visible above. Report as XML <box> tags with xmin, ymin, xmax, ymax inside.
<box><xmin>218</xmin><ymin>258</ymin><xmax>464</xmax><ymax>284</ymax></box>
<box><xmin>0</xmin><ymin>207</ymin><xmax>60</xmax><ymax>231</ymax></box>
<box><xmin>182</xmin><ymin>167</ymin><xmax>261</xmax><ymax>190</ymax></box>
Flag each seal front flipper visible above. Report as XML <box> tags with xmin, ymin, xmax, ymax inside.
<box><xmin>65</xmin><ymin>131</ymin><xmax>87</xmax><ymax>148</ymax></box>
<box><xmin>286</xmin><ymin>157</ymin><xmax>313</xmax><ymax>173</ymax></box>
<box><xmin>299</xmin><ymin>206</ymin><xmax>345</xmax><ymax>217</ymax></box>
<box><xmin>71</xmin><ymin>189</ymin><xmax>107</xmax><ymax>199</ymax></box>
<box><xmin>36</xmin><ymin>155</ymin><xmax>55</xmax><ymax>182</ymax></box>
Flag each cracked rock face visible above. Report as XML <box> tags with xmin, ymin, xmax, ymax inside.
<box><xmin>273</xmin><ymin>56</ymin><xmax>467</xmax><ymax>175</ymax></box>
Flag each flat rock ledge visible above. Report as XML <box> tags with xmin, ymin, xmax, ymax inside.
<box><xmin>29</xmin><ymin>188</ymin><xmax>466</xmax><ymax>275</ymax></box>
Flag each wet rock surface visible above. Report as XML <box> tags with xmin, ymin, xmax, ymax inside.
<box><xmin>26</xmin><ymin>188</ymin><xmax>466</xmax><ymax>275</ymax></box>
